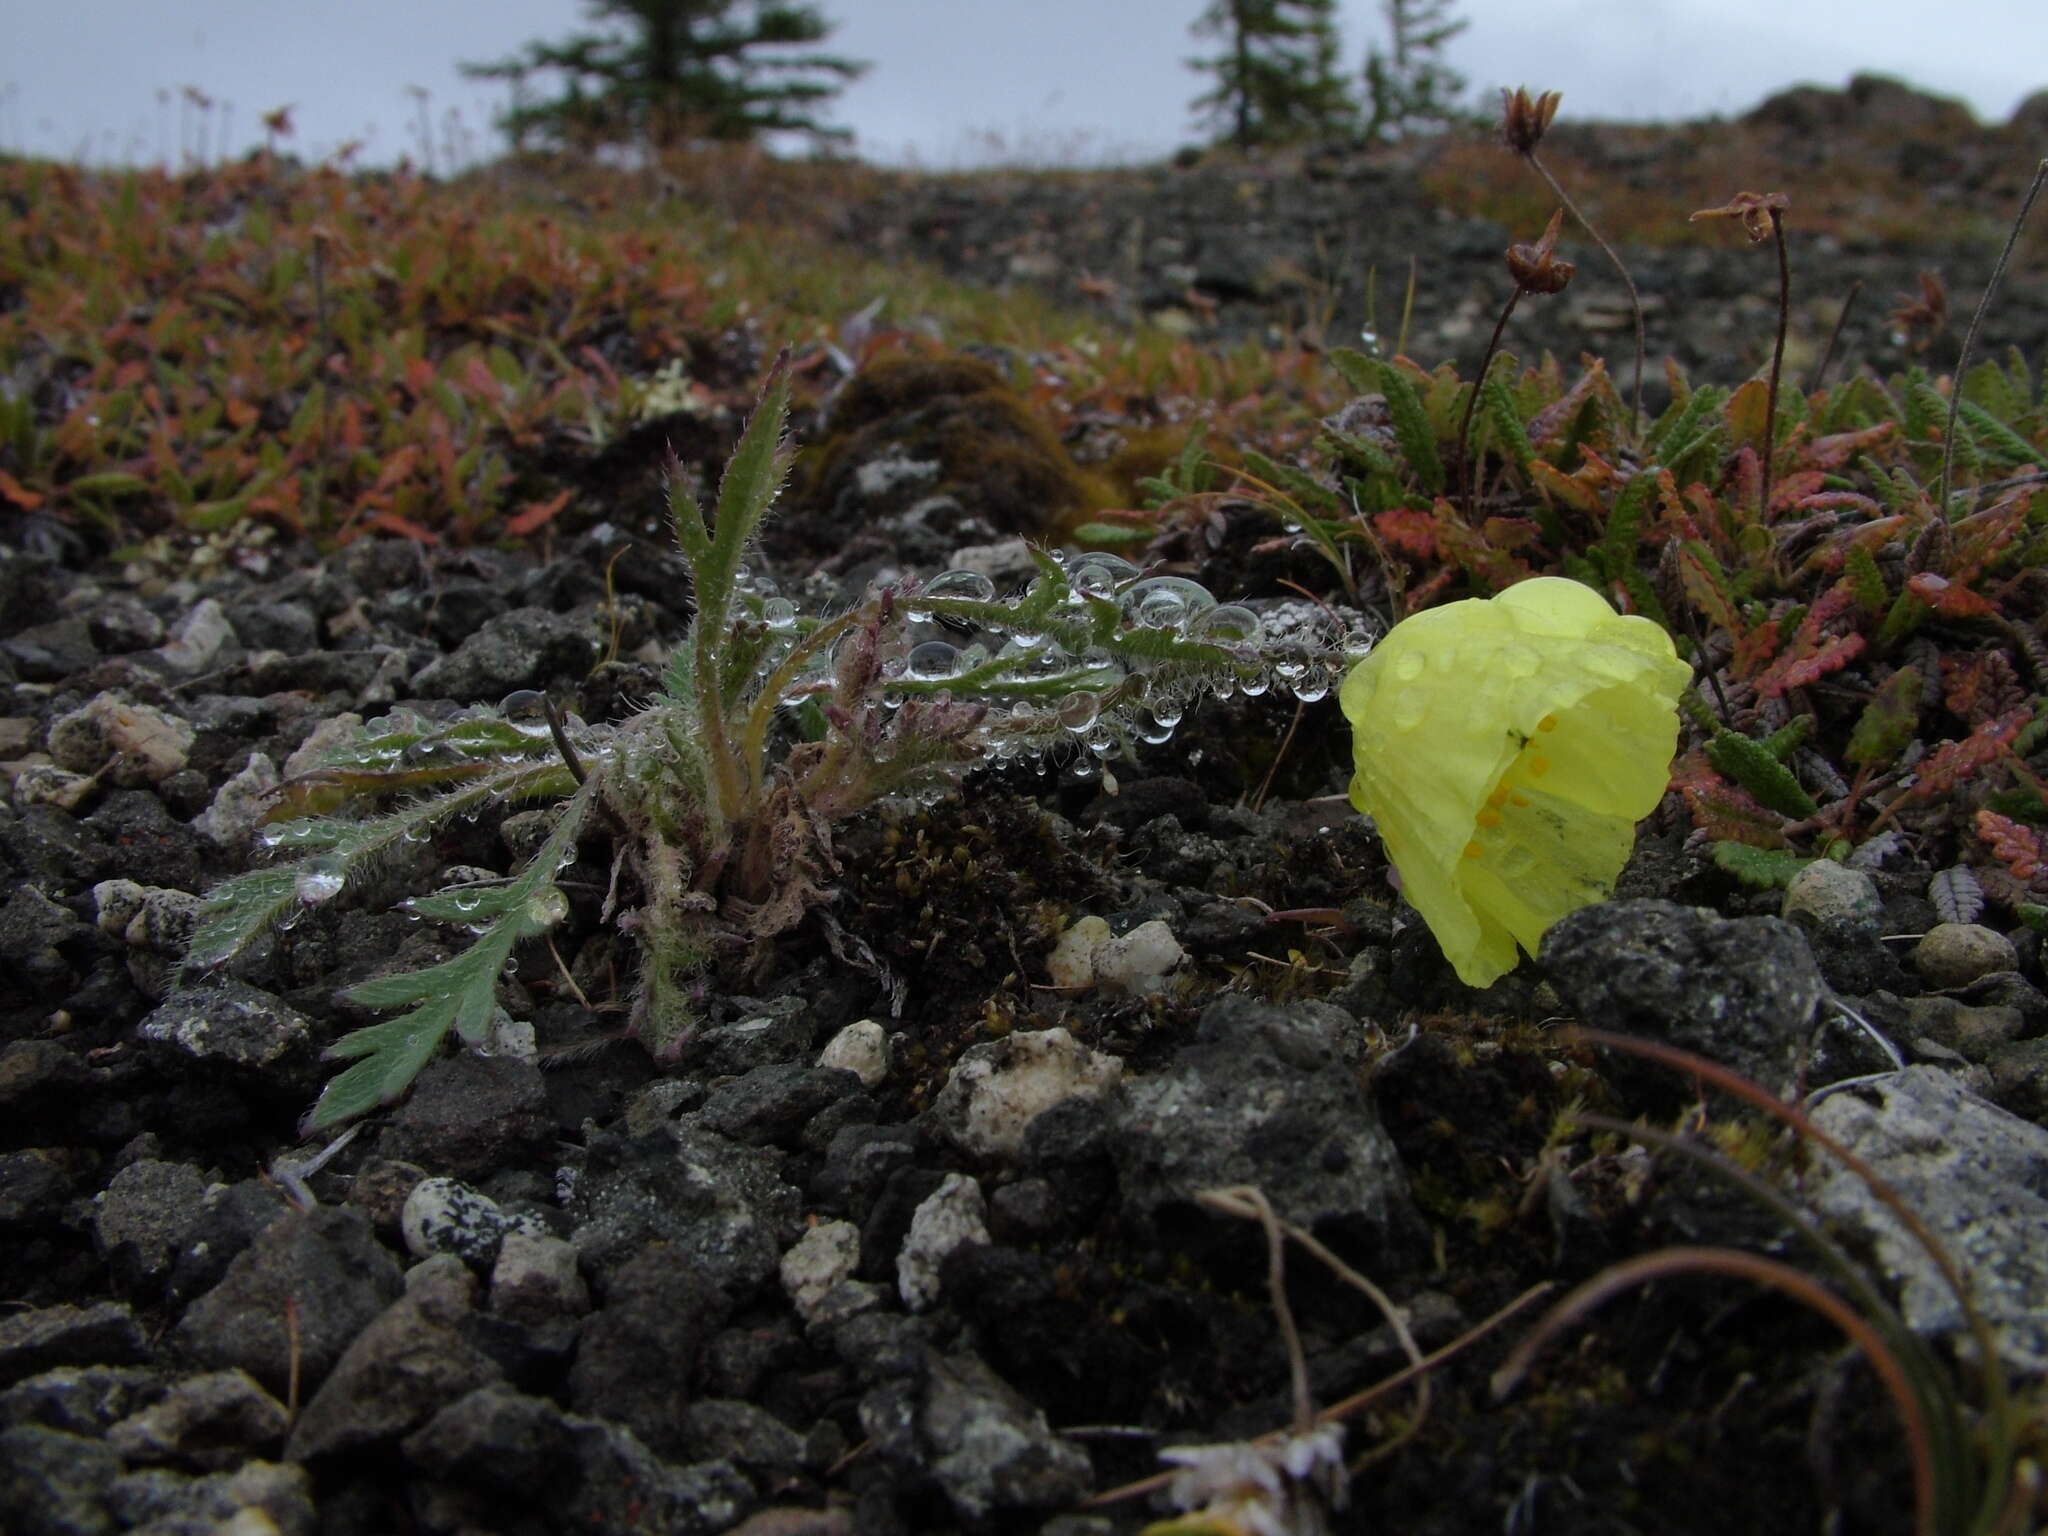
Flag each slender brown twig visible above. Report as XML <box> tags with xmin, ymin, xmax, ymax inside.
<box><xmin>285</xmin><ymin>1295</ymin><xmax>303</xmax><ymax>1422</ymax></box>
<box><xmin>543</xmin><ymin>695</ymin><xmax>587</xmax><ymax>785</ymax></box>
<box><xmin>1084</xmin><ymin>1278</ymin><xmax>1553</xmax><ymax>1510</ymax></box>
<box><xmin>1458</xmin><ymin>288</ymin><xmax>1521</xmax><ymax>514</ymax></box>
<box><xmin>1690</xmin><ymin>192</ymin><xmax>1791</xmax><ymax>517</ymax></box>
<box><xmin>1765</xmin><ymin>204</ymin><xmax>1790</xmax><ymax>518</ymax></box>
<box><xmin>1526</xmin><ymin>157</ymin><xmax>1645</xmax><ymax>434</ymax></box>
<box><xmin>1939</xmin><ymin>157</ymin><xmax>2048</xmax><ymax>521</ymax></box>
<box><xmin>1806</xmin><ymin>278</ymin><xmax>1861</xmax><ymax>392</ymax></box>
<box><xmin>1459</xmin><ymin>209</ymin><xmax>1573</xmax><ymax>519</ymax></box>
<box><xmin>1500</xmin><ymin>89</ymin><xmax>1644</xmax><ymax>435</ymax></box>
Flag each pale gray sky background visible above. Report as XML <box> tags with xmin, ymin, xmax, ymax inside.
<box><xmin>5</xmin><ymin>1</ymin><xmax>2045</xmax><ymax>170</ymax></box>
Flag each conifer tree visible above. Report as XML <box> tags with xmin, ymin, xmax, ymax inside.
<box><xmin>465</xmin><ymin>0</ymin><xmax>866</xmax><ymax>154</ymax></box>
<box><xmin>1188</xmin><ymin>0</ymin><xmax>1358</xmax><ymax>149</ymax></box>
<box><xmin>1361</xmin><ymin>0</ymin><xmax>1470</xmax><ymax>143</ymax></box>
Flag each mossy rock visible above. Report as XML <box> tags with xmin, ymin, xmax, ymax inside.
<box><xmin>802</xmin><ymin>355</ymin><xmax>1111</xmax><ymax>539</ymax></box>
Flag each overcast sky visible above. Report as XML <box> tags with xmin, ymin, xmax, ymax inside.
<box><xmin>6</xmin><ymin>1</ymin><xmax>2045</xmax><ymax>170</ymax></box>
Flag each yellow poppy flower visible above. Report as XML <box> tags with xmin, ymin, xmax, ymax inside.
<box><xmin>1341</xmin><ymin>577</ymin><xmax>1690</xmax><ymax>988</ymax></box>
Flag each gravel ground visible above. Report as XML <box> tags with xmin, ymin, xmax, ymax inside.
<box><xmin>6</xmin><ymin>479</ymin><xmax>2048</xmax><ymax>1534</ymax></box>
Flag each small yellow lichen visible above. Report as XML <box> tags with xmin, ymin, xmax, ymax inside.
<box><xmin>1340</xmin><ymin>577</ymin><xmax>1691</xmax><ymax>988</ymax></box>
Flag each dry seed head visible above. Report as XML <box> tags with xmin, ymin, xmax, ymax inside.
<box><xmin>1888</xmin><ymin>270</ymin><xmax>1950</xmax><ymax>353</ymax></box>
<box><xmin>1501</xmin><ymin>87</ymin><xmax>1562</xmax><ymax>156</ymax></box>
<box><xmin>1689</xmin><ymin>190</ymin><xmax>1789</xmax><ymax>244</ymax></box>
<box><xmin>1506</xmin><ymin>209</ymin><xmax>1575</xmax><ymax>295</ymax></box>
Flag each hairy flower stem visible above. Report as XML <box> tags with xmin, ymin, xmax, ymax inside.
<box><xmin>1762</xmin><ymin>204</ymin><xmax>1789</xmax><ymax>520</ymax></box>
<box><xmin>1457</xmin><ymin>288</ymin><xmax>1521</xmax><ymax>518</ymax></box>
<box><xmin>1527</xmin><ymin>155</ymin><xmax>1644</xmax><ymax>435</ymax></box>
<box><xmin>740</xmin><ymin>608</ymin><xmax>861</xmax><ymax>799</ymax></box>
<box><xmin>1939</xmin><ymin>157</ymin><xmax>2048</xmax><ymax>521</ymax></box>
<box><xmin>693</xmin><ymin>626</ymin><xmax>746</xmax><ymax>834</ymax></box>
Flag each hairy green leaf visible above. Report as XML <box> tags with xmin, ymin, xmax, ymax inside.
<box><xmin>671</xmin><ymin>364</ymin><xmax>792</xmax><ymax>646</ymax></box>
<box><xmin>1844</xmin><ymin>544</ymin><xmax>1890</xmax><ymax>617</ymax></box>
<box><xmin>1956</xmin><ymin>399</ymin><xmax>2048</xmax><ymax>470</ymax></box>
<box><xmin>311</xmin><ymin>785</ymin><xmax>593</xmax><ymax>1129</ymax></box>
<box><xmin>1478</xmin><ymin>368</ymin><xmax>1535</xmax><ymax>477</ymax></box>
<box><xmin>1367</xmin><ymin>356</ymin><xmax>1445</xmax><ymax>494</ymax></box>
<box><xmin>1711</xmin><ymin>841</ymin><xmax>1813</xmax><ymax>889</ymax></box>
<box><xmin>1706</xmin><ymin>729</ymin><xmax>1819</xmax><ymax>818</ymax></box>
<box><xmin>1845</xmin><ymin>665</ymin><xmax>1924</xmax><ymax>767</ymax></box>
<box><xmin>185</xmin><ymin>867</ymin><xmax>305</xmax><ymax>971</ymax></box>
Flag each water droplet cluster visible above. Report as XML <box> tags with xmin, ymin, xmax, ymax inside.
<box><xmin>868</xmin><ymin>553</ymin><xmax>1373</xmax><ymax>793</ymax></box>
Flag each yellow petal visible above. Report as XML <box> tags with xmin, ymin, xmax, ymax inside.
<box><xmin>1341</xmin><ymin>577</ymin><xmax>1690</xmax><ymax>987</ymax></box>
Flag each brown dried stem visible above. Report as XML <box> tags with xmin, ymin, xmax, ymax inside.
<box><xmin>1083</xmin><ymin>1280</ymin><xmax>1553</xmax><ymax>1509</ymax></box>
<box><xmin>1939</xmin><ymin>157</ymin><xmax>2048</xmax><ymax>520</ymax></box>
<box><xmin>1765</xmin><ymin>203</ymin><xmax>1789</xmax><ymax>518</ymax></box>
<box><xmin>1524</xmin><ymin>154</ymin><xmax>1645</xmax><ymax>435</ymax></box>
<box><xmin>1458</xmin><ymin>287</ymin><xmax>1521</xmax><ymax>518</ymax></box>
<box><xmin>1806</xmin><ymin>277</ymin><xmax>1862</xmax><ymax>392</ymax></box>
<box><xmin>1459</xmin><ymin>209</ymin><xmax>1572</xmax><ymax>518</ymax></box>
<box><xmin>1690</xmin><ymin>192</ymin><xmax>1791</xmax><ymax>517</ymax></box>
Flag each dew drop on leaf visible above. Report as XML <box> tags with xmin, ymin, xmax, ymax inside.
<box><xmin>295</xmin><ymin>858</ymin><xmax>345</xmax><ymax>905</ymax></box>
<box><xmin>1192</xmin><ymin>604</ymin><xmax>1261</xmax><ymax>644</ymax></box>
<box><xmin>906</xmin><ymin>641</ymin><xmax>960</xmax><ymax>681</ymax></box>
<box><xmin>921</xmin><ymin>568</ymin><xmax>997</xmax><ymax>604</ymax></box>
<box><xmin>1290</xmin><ymin>668</ymin><xmax>1332</xmax><ymax>703</ymax></box>
<box><xmin>1069</xmin><ymin>554</ymin><xmax>1137</xmax><ymax>599</ymax></box>
<box><xmin>1056</xmin><ymin>690</ymin><xmax>1100</xmax><ymax>732</ymax></box>
<box><xmin>525</xmin><ymin>885</ymin><xmax>569</xmax><ymax>925</ymax></box>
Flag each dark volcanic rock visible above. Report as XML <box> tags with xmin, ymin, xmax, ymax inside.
<box><xmin>0</xmin><ymin>804</ymin><xmax>115</xmax><ymax>887</ymax></box>
<box><xmin>284</xmin><ymin>1253</ymin><xmax>504</xmax><ymax>1462</ymax></box>
<box><xmin>700</xmin><ymin>1062</ymin><xmax>864</xmax><ymax>1148</ymax></box>
<box><xmin>0</xmin><ymin>1302</ymin><xmax>151</xmax><ymax>1388</ymax></box>
<box><xmin>405</xmin><ymin>1382</ymin><xmax>755</xmax><ymax>1535</ymax></box>
<box><xmin>174</xmin><ymin>1206</ymin><xmax>402</xmax><ymax>1400</ymax></box>
<box><xmin>105</xmin><ymin>1368</ymin><xmax>290</xmax><ymax>1467</ymax></box>
<box><xmin>83</xmin><ymin>789</ymin><xmax>205</xmax><ymax>891</ymax></box>
<box><xmin>568</xmin><ymin>1122</ymin><xmax>804</xmax><ymax>1302</ymax></box>
<box><xmin>860</xmin><ymin>1348</ymin><xmax>1092</xmax><ymax>1522</ymax></box>
<box><xmin>165</xmin><ymin>1179</ymin><xmax>291</xmax><ymax>1306</ymax></box>
<box><xmin>0</xmin><ymin>1423</ymin><xmax>123</xmax><ymax>1535</ymax></box>
<box><xmin>0</xmin><ymin>1365</ymin><xmax>164</xmax><ymax>1437</ymax></box>
<box><xmin>1111</xmin><ymin>996</ymin><xmax>1410</xmax><ymax>1240</ymax></box>
<box><xmin>402</xmin><ymin>1381</ymin><xmax>572</xmax><ymax>1493</ymax></box>
<box><xmin>135</xmin><ymin>979</ymin><xmax>318</xmax><ymax>1079</ymax></box>
<box><xmin>566</xmin><ymin>1240</ymin><xmax>728</xmax><ymax>1458</ymax></box>
<box><xmin>92</xmin><ymin>1157</ymin><xmax>211</xmax><ymax>1292</ymax></box>
<box><xmin>409</xmin><ymin>606</ymin><xmax>601</xmax><ymax>701</ymax></box>
<box><xmin>0</xmin><ymin>1146</ymin><xmax>91</xmax><ymax>1232</ymax></box>
<box><xmin>1542</xmin><ymin>899</ymin><xmax>1828</xmax><ymax>1094</ymax></box>
<box><xmin>0</xmin><ymin>884</ymin><xmax>97</xmax><ymax>1003</ymax></box>
<box><xmin>379</xmin><ymin>1050</ymin><xmax>554</xmax><ymax>1180</ymax></box>
<box><xmin>682</xmin><ymin>1397</ymin><xmax>808</xmax><ymax>1485</ymax></box>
